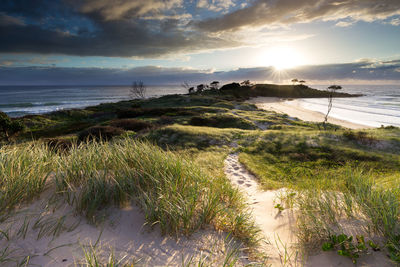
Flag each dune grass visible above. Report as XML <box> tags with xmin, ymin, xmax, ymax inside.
<box><xmin>289</xmin><ymin>168</ymin><xmax>400</xmax><ymax>262</ymax></box>
<box><xmin>0</xmin><ymin>138</ymin><xmax>260</xmax><ymax>250</ymax></box>
<box><xmin>0</xmin><ymin>143</ymin><xmax>56</xmax><ymax>221</ymax></box>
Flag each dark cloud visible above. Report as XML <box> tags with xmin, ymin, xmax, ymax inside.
<box><xmin>0</xmin><ymin>0</ymin><xmax>238</xmax><ymax>57</ymax></box>
<box><xmin>1</xmin><ymin>0</ymin><xmax>399</xmax><ymax>58</ymax></box>
<box><xmin>197</xmin><ymin>0</ymin><xmax>400</xmax><ymax>32</ymax></box>
<box><xmin>1</xmin><ymin>59</ymin><xmax>399</xmax><ymax>85</ymax></box>
<box><xmin>71</xmin><ymin>0</ymin><xmax>183</xmax><ymax>21</ymax></box>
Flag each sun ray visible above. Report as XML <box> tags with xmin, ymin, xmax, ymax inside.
<box><xmin>258</xmin><ymin>46</ymin><xmax>305</xmax><ymax>71</ymax></box>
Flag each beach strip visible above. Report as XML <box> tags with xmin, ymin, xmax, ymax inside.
<box><xmin>248</xmin><ymin>97</ymin><xmax>373</xmax><ymax>130</ymax></box>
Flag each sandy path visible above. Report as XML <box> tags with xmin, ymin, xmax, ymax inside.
<box><xmin>224</xmin><ymin>153</ymin><xmax>394</xmax><ymax>266</ymax></box>
<box><xmin>224</xmin><ymin>153</ymin><xmax>299</xmax><ymax>266</ymax></box>
<box><xmin>248</xmin><ymin>97</ymin><xmax>373</xmax><ymax>130</ymax></box>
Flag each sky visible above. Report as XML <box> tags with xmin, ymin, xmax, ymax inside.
<box><xmin>0</xmin><ymin>0</ymin><xmax>400</xmax><ymax>85</ymax></box>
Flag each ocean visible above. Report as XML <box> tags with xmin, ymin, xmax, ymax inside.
<box><xmin>294</xmin><ymin>84</ymin><xmax>400</xmax><ymax>127</ymax></box>
<box><xmin>0</xmin><ymin>84</ymin><xmax>399</xmax><ymax>127</ymax></box>
<box><xmin>0</xmin><ymin>85</ymin><xmax>186</xmax><ymax>117</ymax></box>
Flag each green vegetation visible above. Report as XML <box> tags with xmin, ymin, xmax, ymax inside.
<box><xmin>238</xmin><ymin>129</ymin><xmax>400</xmax><ymax>190</ymax></box>
<box><xmin>290</xmin><ymin>170</ymin><xmax>400</xmax><ymax>263</ymax></box>
<box><xmin>80</xmin><ymin>245</ymin><xmax>137</xmax><ymax>266</ymax></box>
<box><xmin>0</xmin><ymin>111</ymin><xmax>24</xmax><ymax>141</ymax></box>
<box><xmin>219</xmin><ymin>83</ymin><xmax>359</xmax><ymax>99</ymax></box>
<box><xmin>1</xmin><ymin>83</ymin><xmax>400</xmax><ymax>265</ymax></box>
<box><xmin>322</xmin><ymin>234</ymin><xmax>379</xmax><ymax>264</ymax></box>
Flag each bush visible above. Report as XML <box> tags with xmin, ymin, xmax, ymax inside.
<box><xmin>158</xmin><ymin>116</ymin><xmax>175</xmax><ymax>125</ymax></box>
<box><xmin>78</xmin><ymin>126</ymin><xmax>124</xmax><ymax>142</ymax></box>
<box><xmin>189</xmin><ymin>114</ymin><xmax>256</xmax><ymax>130</ymax></box>
<box><xmin>109</xmin><ymin>119</ymin><xmax>153</xmax><ymax>132</ymax></box>
<box><xmin>117</xmin><ymin>107</ymin><xmax>200</xmax><ymax>119</ymax></box>
<box><xmin>117</xmin><ymin>108</ymin><xmax>146</xmax><ymax>118</ymax></box>
<box><xmin>0</xmin><ymin>111</ymin><xmax>24</xmax><ymax>141</ymax></box>
<box><xmin>343</xmin><ymin>131</ymin><xmax>377</xmax><ymax>145</ymax></box>
<box><xmin>45</xmin><ymin>138</ymin><xmax>74</xmax><ymax>153</ymax></box>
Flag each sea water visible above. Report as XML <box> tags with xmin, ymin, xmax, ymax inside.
<box><xmin>292</xmin><ymin>84</ymin><xmax>400</xmax><ymax>127</ymax></box>
<box><xmin>0</xmin><ymin>85</ymin><xmax>185</xmax><ymax>117</ymax></box>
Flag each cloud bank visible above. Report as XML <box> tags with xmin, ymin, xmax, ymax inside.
<box><xmin>1</xmin><ymin>59</ymin><xmax>399</xmax><ymax>85</ymax></box>
<box><xmin>197</xmin><ymin>0</ymin><xmax>400</xmax><ymax>32</ymax></box>
<box><xmin>0</xmin><ymin>0</ymin><xmax>399</xmax><ymax>58</ymax></box>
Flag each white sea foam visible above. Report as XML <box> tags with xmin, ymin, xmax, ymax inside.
<box><xmin>294</xmin><ymin>84</ymin><xmax>400</xmax><ymax>127</ymax></box>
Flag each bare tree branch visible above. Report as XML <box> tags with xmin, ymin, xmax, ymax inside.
<box><xmin>131</xmin><ymin>81</ymin><xmax>147</xmax><ymax>99</ymax></box>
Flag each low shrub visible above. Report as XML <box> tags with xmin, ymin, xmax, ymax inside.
<box><xmin>158</xmin><ymin>116</ymin><xmax>175</xmax><ymax>125</ymax></box>
<box><xmin>343</xmin><ymin>130</ymin><xmax>377</xmax><ymax>145</ymax></box>
<box><xmin>117</xmin><ymin>107</ymin><xmax>197</xmax><ymax>118</ymax></box>
<box><xmin>45</xmin><ymin>138</ymin><xmax>74</xmax><ymax>152</ymax></box>
<box><xmin>189</xmin><ymin>114</ymin><xmax>256</xmax><ymax>130</ymax></box>
<box><xmin>109</xmin><ymin>119</ymin><xmax>153</xmax><ymax>132</ymax></box>
<box><xmin>78</xmin><ymin>126</ymin><xmax>124</xmax><ymax>142</ymax></box>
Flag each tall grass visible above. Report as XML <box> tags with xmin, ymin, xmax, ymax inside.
<box><xmin>293</xmin><ymin>168</ymin><xmax>400</xmax><ymax>262</ymax></box>
<box><xmin>0</xmin><ymin>143</ymin><xmax>56</xmax><ymax>220</ymax></box>
<box><xmin>55</xmin><ymin>139</ymin><xmax>221</xmax><ymax>235</ymax></box>
<box><xmin>0</xmin><ymin>138</ymin><xmax>260</xmax><ymax>249</ymax></box>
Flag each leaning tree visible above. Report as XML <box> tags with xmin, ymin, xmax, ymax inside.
<box><xmin>324</xmin><ymin>85</ymin><xmax>342</xmax><ymax>129</ymax></box>
<box><xmin>210</xmin><ymin>81</ymin><xmax>220</xmax><ymax>90</ymax></box>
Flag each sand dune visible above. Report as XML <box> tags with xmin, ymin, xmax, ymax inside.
<box><xmin>0</xmin><ymin>191</ymin><xmax>249</xmax><ymax>267</ymax></box>
<box><xmin>224</xmin><ymin>153</ymin><xmax>393</xmax><ymax>266</ymax></box>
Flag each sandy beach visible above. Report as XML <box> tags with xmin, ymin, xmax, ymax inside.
<box><xmin>248</xmin><ymin>97</ymin><xmax>373</xmax><ymax>130</ymax></box>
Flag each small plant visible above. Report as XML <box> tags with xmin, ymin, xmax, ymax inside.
<box><xmin>274</xmin><ymin>203</ymin><xmax>284</xmax><ymax>212</ymax></box>
<box><xmin>322</xmin><ymin>234</ymin><xmax>379</xmax><ymax>264</ymax></box>
<box><xmin>80</xmin><ymin>244</ymin><xmax>135</xmax><ymax>266</ymax></box>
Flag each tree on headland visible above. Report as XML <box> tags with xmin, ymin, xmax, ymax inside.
<box><xmin>0</xmin><ymin>111</ymin><xmax>24</xmax><ymax>142</ymax></box>
<box><xmin>210</xmin><ymin>81</ymin><xmax>220</xmax><ymax>90</ymax></box>
<box><xmin>324</xmin><ymin>85</ymin><xmax>342</xmax><ymax>129</ymax></box>
<box><xmin>181</xmin><ymin>81</ymin><xmax>195</xmax><ymax>94</ymax></box>
<box><xmin>196</xmin><ymin>84</ymin><xmax>206</xmax><ymax>93</ymax></box>
<box><xmin>131</xmin><ymin>81</ymin><xmax>147</xmax><ymax>99</ymax></box>
<box><xmin>291</xmin><ymin>78</ymin><xmax>298</xmax><ymax>85</ymax></box>
<box><xmin>299</xmin><ymin>80</ymin><xmax>306</xmax><ymax>85</ymax></box>
<box><xmin>240</xmin><ymin>80</ymin><xmax>252</xmax><ymax>87</ymax></box>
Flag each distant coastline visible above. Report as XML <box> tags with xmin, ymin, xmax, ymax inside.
<box><xmin>2</xmin><ymin>83</ymin><xmax>399</xmax><ymax>128</ymax></box>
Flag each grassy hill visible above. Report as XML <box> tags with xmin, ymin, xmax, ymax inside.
<box><xmin>219</xmin><ymin>83</ymin><xmax>359</xmax><ymax>98</ymax></box>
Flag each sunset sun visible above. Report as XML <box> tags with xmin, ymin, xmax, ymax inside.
<box><xmin>260</xmin><ymin>46</ymin><xmax>305</xmax><ymax>70</ymax></box>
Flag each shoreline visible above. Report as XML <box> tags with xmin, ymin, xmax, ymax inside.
<box><xmin>248</xmin><ymin>97</ymin><xmax>373</xmax><ymax>130</ymax></box>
